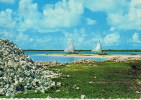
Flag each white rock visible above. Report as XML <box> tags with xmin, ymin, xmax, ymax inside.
<box><xmin>0</xmin><ymin>38</ymin><xmax>60</xmax><ymax>96</ymax></box>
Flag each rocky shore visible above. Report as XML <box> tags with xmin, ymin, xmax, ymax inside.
<box><xmin>108</xmin><ymin>56</ymin><xmax>141</xmax><ymax>62</ymax></box>
<box><xmin>37</xmin><ymin>61</ymin><xmax>65</xmax><ymax>67</ymax></box>
<box><xmin>41</xmin><ymin>54</ymin><xmax>141</xmax><ymax>61</ymax></box>
<box><xmin>0</xmin><ymin>38</ymin><xmax>60</xmax><ymax>96</ymax></box>
<box><xmin>1</xmin><ymin>38</ymin><xmax>140</xmax><ymax>97</ymax></box>
<box><xmin>37</xmin><ymin>55</ymin><xmax>141</xmax><ymax>67</ymax></box>
<box><xmin>36</xmin><ymin>55</ymin><xmax>141</xmax><ymax>67</ymax></box>
<box><xmin>37</xmin><ymin>59</ymin><xmax>98</xmax><ymax>67</ymax></box>
<box><xmin>72</xmin><ymin>59</ymin><xmax>97</xmax><ymax>64</ymax></box>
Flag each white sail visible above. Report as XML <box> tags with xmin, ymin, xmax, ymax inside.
<box><xmin>64</xmin><ymin>40</ymin><xmax>75</xmax><ymax>53</ymax></box>
<box><xmin>92</xmin><ymin>40</ymin><xmax>102</xmax><ymax>53</ymax></box>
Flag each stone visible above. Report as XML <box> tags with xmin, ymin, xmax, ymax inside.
<box><xmin>0</xmin><ymin>38</ymin><xmax>60</xmax><ymax>96</ymax></box>
<box><xmin>72</xmin><ymin>59</ymin><xmax>97</xmax><ymax>64</ymax></box>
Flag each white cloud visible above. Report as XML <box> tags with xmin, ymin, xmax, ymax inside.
<box><xmin>107</xmin><ymin>0</ymin><xmax>141</xmax><ymax>30</ymax></box>
<box><xmin>86</xmin><ymin>18</ymin><xmax>96</xmax><ymax>25</ymax></box>
<box><xmin>0</xmin><ymin>0</ymin><xmax>15</xmax><ymax>4</ymax></box>
<box><xmin>64</xmin><ymin>28</ymin><xmax>87</xmax><ymax>43</ymax></box>
<box><xmin>17</xmin><ymin>0</ymin><xmax>84</xmax><ymax>33</ymax></box>
<box><xmin>84</xmin><ymin>0</ymin><xmax>119</xmax><ymax>12</ymax></box>
<box><xmin>88</xmin><ymin>32</ymin><xmax>120</xmax><ymax>47</ymax></box>
<box><xmin>84</xmin><ymin>0</ymin><xmax>141</xmax><ymax>30</ymax></box>
<box><xmin>103</xmin><ymin>33</ymin><xmax>120</xmax><ymax>46</ymax></box>
<box><xmin>0</xmin><ymin>0</ymin><xmax>83</xmax><ymax>33</ymax></box>
<box><xmin>35</xmin><ymin>36</ymin><xmax>51</xmax><ymax>44</ymax></box>
<box><xmin>109</xmin><ymin>27</ymin><xmax>116</xmax><ymax>31</ymax></box>
<box><xmin>42</xmin><ymin>0</ymin><xmax>83</xmax><ymax>28</ymax></box>
<box><xmin>15</xmin><ymin>33</ymin><xmax>29</xmax><ymax>42</ymax></box>
<box><xmin>0</xmin><ymin>29</ymin><xmax>30</xmax><ymax>48</ymax></box>
<box><xmin>0</xmin><ymin>9</ymin><xmax>15</xmax><ymax>28</ymax></box>
<box><xmin>1</xmin><ymin>0</ymin><xmax>140</xmax><ymax>33</ymax></box>
<box><xmin>18</xmin><ymin>0</ymin><xmax>41</xmax><ymax>32</ymax></box>
<box><xmin>0</xmin><ymin>28</ymin><xmax>53</xmax><ymax>49</ymax></box>
<box><xmin>0</xmin><ymin>29</ymin><xmax>15</xmax><ymax>39</ymax></box>
<box><xmin>0</xmin><ymin>0</ymin><xmax>140</xmax><ymax>50</ymax></box>
<box><xmin>130</xmin><ymin>33</ymin><xmax>141</xmax><ymax>43</ymax></box>
<box><xmin>63</xmin><ymin>28</ymin><xmax>90</xmax><ymax>49</ymax></box>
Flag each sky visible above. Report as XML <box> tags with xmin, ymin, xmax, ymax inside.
<box><xmin>0</xmin><ymin>0</ymin><xmax>141</xmax><ymax>50</ymax></box>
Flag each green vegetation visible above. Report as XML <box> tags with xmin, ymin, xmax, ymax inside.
<box><xmin>130</xmin><ymin>54</ymin><xmax>137</xmax><ymax>55</ymax></box>
<box><xmin>1</xmin><ymin>61</ymin><xmax>141</xmax><ymax>99</ymax></box>
<box><xmin>130</xmin><ymin>60</ymin><xmax>141</xmax><ymax>70</ymax></box>
<box><xmin>104</xmin><ymin>49</ymin><xmax>141</xmax><ymax>52</ymax></box>
<box><xmin>96</xmin><ymin>52</ymin><xmax>108</xmax><ymax>55</ymax></box>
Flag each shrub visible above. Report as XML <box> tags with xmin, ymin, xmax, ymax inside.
<box><xmin>130</xmin><ymin>60</ymin><xmax>141</xmax><ymax>70</ymax></box>
<box><xmin>130</xmin><ymin>54</ymin><xmax>137</xmax><ymax>55</ymax></box>
<box><xmin>97</xmin><ymin>52</ymin><xmax>108</xmax><ymax>55</ymax></box>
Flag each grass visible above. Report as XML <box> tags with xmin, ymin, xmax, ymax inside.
<box><xmin>1</xmin><ymin>61</ymin><xmax>141</xmax><ymax>99</ymax></box>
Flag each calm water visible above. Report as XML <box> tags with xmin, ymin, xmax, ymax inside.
<box><xmin>24</xmin><ymin>51</ymin><xmax>141</xmax><ymax>63</ymax></box>
<box><xmin>30</xmin><ymin>55</ymin><xmax>108</xmax><ymax>63</ymax></box>
<box><xmin>24</xmin><ymin>51</ymin><xmax>141</xmax><ymax>55</ymax></box>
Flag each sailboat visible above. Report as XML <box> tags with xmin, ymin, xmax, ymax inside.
<box><xmin>64</xmin><ymin>40</ymin><xmax>79</xmax><ymax>54</ymax></box>
<box><xmin>92</xmin><ymin>40</ymin><xmax>102</xmax><ymax>53</ymax></box>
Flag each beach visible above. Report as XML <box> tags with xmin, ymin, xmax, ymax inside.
<box><xmin>39</xmin><ymin>54</ymin><xmax>141</xmax><ymax>59</ymax></box>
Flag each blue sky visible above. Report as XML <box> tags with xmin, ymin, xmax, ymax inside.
<box><xmin>0</xmin><ymin>0</ymin><xmax>141</xmax><ymax>50</ymax></box>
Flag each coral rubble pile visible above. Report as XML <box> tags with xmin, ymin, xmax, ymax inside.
<box><xmin>73</xmin><ymin>59</ymin><xmax>97</xmax><ymax>64</ymax></box>
<box><xmin>108</xmin><ymin>56</ymin><xmax>127</xmax><ymax>62</ymax></box>
<box><xmin>0</xmin><ymin>38</ymin><xmax>59</xmax><ymax>96</ymax></box>
<box><xmin>109</xmin><ymin>56</ymin><xmax>141</xmax><ymax>62</ymax></box>
<box><xmin>37</xmin><ymin>61</ymin><xmax>65</xmax><ymax>67</ymax></box>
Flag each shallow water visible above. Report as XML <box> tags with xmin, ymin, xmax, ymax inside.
<box><xmin>24</xmin><ymin>51</ymin><xmax>141</xmax><ymax>63</ymax></box>
<box><xmin>30</xmin><ymin>55</ymin><xmax>108</xmax><ymax>63</ymax></box>
<box><xmin>24</xmin><ymin>51</ymin><xmax>141</xmax><ymax>55</ymax></box>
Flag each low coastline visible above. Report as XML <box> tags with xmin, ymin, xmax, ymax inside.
<box><xmin>36</xmin><ymin>54</ymin><xmax>141</xmax><ymax>66</ymax></box>
<box><xmin>35</xmin><ymin>54</ymin><xmax>141</xmax><ymax>59</ymax></box>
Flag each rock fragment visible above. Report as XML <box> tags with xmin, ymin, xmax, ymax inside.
<box><xmin>0</xmin><ymin>38</ymin><xmax>60</xmax><ymax>96</ymax></box>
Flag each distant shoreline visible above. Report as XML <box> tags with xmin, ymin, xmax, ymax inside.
<box><xmin>23</xmin><ymin>49</ymin><xmax>141</xmax><ymax>52</ymax></box>
<box><xmin>35</xmin><ymin>54</ymin><xmax>141</xmax><ymax>59</ymax></box>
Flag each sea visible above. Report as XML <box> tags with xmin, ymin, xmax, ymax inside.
<box><xmin>24</xmin><ymin>51</ymin><xmax>141</xmax><ymax>63</ymax></box>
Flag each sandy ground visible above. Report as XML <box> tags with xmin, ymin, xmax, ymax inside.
<box><xmin>36</xmin><ymin>54</ymin><xmax>141</xmax><ymax>59</ymax></box>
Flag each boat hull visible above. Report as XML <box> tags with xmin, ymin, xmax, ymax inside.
<box><xmin>67</xmin><ymin>51</ymin><xmax>79</xmax><ymax>54</ymax></box>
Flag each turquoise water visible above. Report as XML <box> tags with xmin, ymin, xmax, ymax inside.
<box><xmin>24</xmin><ymin>51</ymin><xmax>107</xmax><ymax>63</ymax></box>
<box><xmin>24</xmin><ymin>51</ymin><xmax>141</xmax><ymax>63</ymax></box>
<box><xmin>30</xmin><ymin>55</ymin><xmax>108</xmax><ymax>63</ymax></box>
<box><xmin>24</xmin><ymin>51</ymin><xmax>141</xmax><ymax>55</ymax></box>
